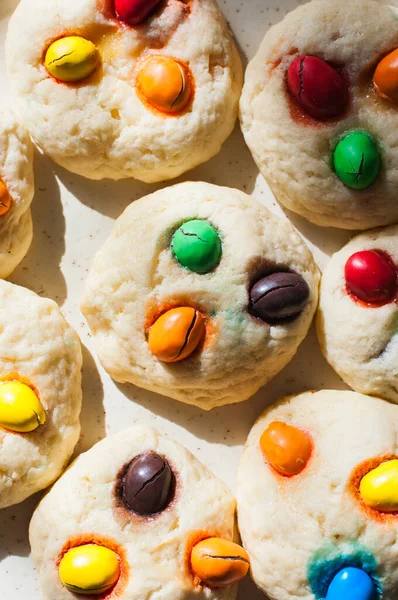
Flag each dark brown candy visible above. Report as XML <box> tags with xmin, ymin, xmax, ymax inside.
<box><xmin>122</xmin><ymin>452</ymin><xmax>173</xmax><ymax>515</ymax></box>
<box><xmin>249</xmin><ymin>272</ymin><xmax>310</xmax><ymax>322</ymax></box>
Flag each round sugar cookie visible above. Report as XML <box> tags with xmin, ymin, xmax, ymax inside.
<box><xmin>236</xmin><ymin>390</ymin><xmax>398</xmax><ymax>600</ymax></box>
<box><xmin>317</xmin><ymin>225</ymin><xmax>398</xmax><ymax>404</ymax></box>
<box><xmin>0</xmin><ymin>280</ymin><xmax>82</xmax><ymax>508</ymax></box>
<box><xmin>0</xmin><ymin>107</ymin><xmax>34</xmax><ymax>278</ymax></box>
<box><xmin>29</xmin><ymin>426</ymin><xmax>249</xmax><ymax>599</ymax></box>
<box><xmin>81</xmin><ymin>182</ymin><xmax>319</xmax><ymax>410</ymax></box>
<box><xmin>6</xmin><ymin>0</ymin><xmax>242</xmax><ymax>182</ymax></box>
<box><xmin>240</xmin><ymin>0</ymin><xmax>398</xmax><ymax>229</ymax></box>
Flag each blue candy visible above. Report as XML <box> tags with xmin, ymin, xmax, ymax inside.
<box><xmin>326</xmin><ymin>567</ymin><xmax>375</xmax><ymax>600</ymax></box>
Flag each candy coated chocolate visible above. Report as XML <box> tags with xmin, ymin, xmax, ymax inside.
<box><xmin>172</xmin><ymin>219</ymin><xmax>222</xmax><ymax>273</ymax></box>
<box><xmin>137</xmin><ymin>56</ymin><xmax>192</xmax><ymax>114</ymax></box>
<box><xmin>326</xmin><ymin>567</ymin><xmax>375</xmax><ymax>600</ymax></box>
<box><xmin>345</xmin><ymin>250</ymin><xmax>397</xmax><ymax>304</ymax></box>
<box><xmin>114</xmin><ymin>0</ymin><xmax>162</xmax><ymax>25</ymax></box>
<box><xmin>148</xmin><ymin>307</ymin><xmax>205</xmax><ymax>362</ymax></box>
<box><xmin>249</xmin><ymin>272</ymin><xmax>310</xmax><ymax>321</ymax></box>
<box><xmin>374</xmin><ymin>48</ymin><xmax>398</xmax><ymax>102</ymax></box>
<box><xmin>45</xmin><ymin>36</ymin><xmax>99</xmax><ymax>83</ymax></box>
<box><xmin>190</xmin><ymin>538</ymin><xmax>250</xmax><ymax>587</ymax></box>
<box><xmin>0</xmin><ymin>381</ymin><xmax>46</xmax><ymax>433</ymax></box>
<box><xmin>0</xmin><ymin>181</ymin><xmax>11</xmax><ymax>216</ymax></box>
<box><xmin>333</xmin><ymin>132</ymin><xmax>381</xmax><ymax>190</ymax></box>
<box><xmin>59</xmin><ymin>544</ymin><xmax>120</xmax><ymax>595</ymax></box>
<box><xmin>260</xmin><ymin>421</ymin><xmax>312</xmax><ymax>476</ymax></box>
<box><xmin>287</xmin><ymin>55</ymin><xmax>348</xmax><ymax>119</ymax></box>
<box><xmin>122</xmin><ymin>452</ymin><xmax>173</xmax><ymax>515</ymax></box>
<box><xmin>359</xmin><ymin>459</ymin><xmax>398</xmax><ymax>512</ymax></box>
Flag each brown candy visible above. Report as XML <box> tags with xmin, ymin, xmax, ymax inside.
<box><xmin>121</xmin><ymin>452</ymin><xmax>174</xmax><ymax>515</ymax></box>
<box><xmin>249</xmin><ymin>272</ymin><xmax>310</xmax><ymax>322</ymax></box>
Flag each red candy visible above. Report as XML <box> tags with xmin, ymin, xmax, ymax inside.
<box><xmin>114</xmin><ymin>0</ymin><xmax>162</xmax><ymax>25</ymax></box>
<box><xmin>345</xmin><ymin>250</ymin><xmax>397</xmax><ymax>305</ymax></box>
<box><xmin>287</xmin><ymin>55</ymin><xmax>348</xmax><ymax>120</ymax></box>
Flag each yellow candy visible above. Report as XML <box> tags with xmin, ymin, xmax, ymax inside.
<box><xmin>0</xmin><ymin>381</ymin><xmax>46</xmax><ymax>433</ymax></box>
<box><xmin>45</xmin><ymin>36</ymin><xmax>99</xmax><ymax>83</ymax></box>
<box><xmin>59</xmin><ymin>544</ymin><xmax>120</xmax><ymax>595</ymax></box>
<box><xmin>359</xmin><ymin>460</ymin><xmax>398</xmax><ymax>512</ymax></box>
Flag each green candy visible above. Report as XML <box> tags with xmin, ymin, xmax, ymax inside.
<box><xmin>171</xmin><ymin>219</ymin><xmax>222</xmax><ymax>274</ymax></box>
<box><xmin>333</xmin><ymin>132</ymin><xmax>381</xmax><ymax>190</ymax></box>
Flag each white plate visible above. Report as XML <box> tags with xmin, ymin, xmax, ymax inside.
<box><xmin>0</xmin><ymin>0</ymin><xmax>368</xmax><ymax>598</ymax></box>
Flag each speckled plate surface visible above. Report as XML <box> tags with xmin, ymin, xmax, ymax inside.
<box><xmin>0</xmin><ymin>0</ymin><xmax>378</xmax><ymax>598</ymax></box>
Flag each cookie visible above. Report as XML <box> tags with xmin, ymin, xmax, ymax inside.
<box><xmin>0</xmin><ymin>107</ymin><xmax>34</xmax><ymax>278</ymax></box>
<box><xmin>240</xmin><ymin>0</ymin><xmax>398</xmax><ymax>229</ymax></box>
<box><xmin>6</xmin><ymin>0</ymin><xmax>242</xmax><ymax>182</ymax></box>
<box><xmin>29</xmin><ymin>425</ymin><xmax>249</xmax><ymax>599</ymax></box>
<box><xmin>81</xmin><ymin>182</ymin><xmax>319</xmax><ymax>409</ymax></box>
<box><xmin>0</xmin><ymin>281</ymin><xmax>82</xmax><ymax>508</ymax></box>
<box><xmin>236</xmin><ymin>390</ymin><xmax>398</xmax><ymax>600</ymax></box>
<box><xmin>317</xmin><ymin>225</ymin><xmax>398</xmax><ymax>404</ymax></box>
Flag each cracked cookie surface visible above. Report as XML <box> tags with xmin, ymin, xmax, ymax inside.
<box><xmin>0</xmin><ymin>107</ymin><xmax>34</xmax><ymax>278</ymax></box>
<box><xmin>240</xmin><ymin>0</ymin><xmax>398</xmax><ymax>229</ymax></box>
<box><xmin>236</xmin><ymin>390</ymin><xmax>398</xmax><ymax>600</ymax></box>
<box><xmin>317</xmin><ymin>225</ymin><xmax>398</xmax><ymax>403</ymax></box>
<box><xmin>81</xmin><ymin>181</ymin><xmax>319</xmax><ymax>409</ymax></box>
<box><xmin>29</xmin><ymin>426</ymin><xmax>238</xmax><ymax>600</ymax></box>
<box><xmin>6</xmin><ymin>0</ymin><xmax>242</xmax><ymax>181</ymax></box>
<box><xmin>0</xmin><ymin>280</ymin><xmax>82</xmax><ymax>508</ymax></box>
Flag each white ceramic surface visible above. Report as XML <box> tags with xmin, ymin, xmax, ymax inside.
<box><xmin>0</xmin><ymin>0</ymin><xmax>384</xmax><ymax>598</ymax></box>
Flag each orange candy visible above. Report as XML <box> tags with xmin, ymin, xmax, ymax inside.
<box><xmin>137</xmin><ymin>56</ymin><xmax>192</xmax><ymax>114</ymax></box>
<box><xmin>148</xmin><ymin>307</ymin><xmax>205</xmax><ymax>363</ymax></box>
<box><xmin>0</xmin><ymin>181</ymin><xmax>11</xmax><ymax>216</ymax></box>
<box><xmin>190</xmin><ymin>538</ymin><xmax>250</xmax><ymax>587</ymax></box>
<box><xmin>374</xmin><ymin>49</ymin><xmax>398</xmax><ymax>102</ymax></box>
<box><xmin>260</xmin><ymin>421</ymin><xmax>312</xmax><ymax>477</ymax></box>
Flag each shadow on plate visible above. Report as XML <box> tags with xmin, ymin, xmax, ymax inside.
<box><xmin>55</xmin><ymin>123</ymin><xmax>258</xmax><ymax>219</ymax></box>
<box><xmin>0</xmin><ymin>492</ymin><xmax>40</xmax><ymax>561</ymax></box>
<box><xmin>73</xmin><ymin>345</ymin><xmax>106</xmax><ymax>457</ymax></box>
<box><xmin>0</xmin><ymin>0</ymin><xmax>19</xmax><ymax>20</ymax></box>
<box><xmin>281</xmin><ymin>205</ymin><xmax>356</xmax><ymax>259</ymax></box>
<box><xmin>114</xmin><ymin>378</ymin><xmax>261</xmax><ymax>448</ymax></box>
<box><xmin>228</xmin><ymin>16</ymin><xmax>249</xmax><ymax>70</ymax></box>
<box><xmin>115</xmin><ymin>321</ymin><xmax>349</xmax><ymax>445</ymax></box>
<box><xmin>9</xmin><ymin>149</ymin><xmax>67</xmax><ymax>305</ymax></box>
<box><xmin>247</xmin><ymin>321</ymin><xmax>350</xmax><ymax>415</ymax></box>
<box><xmin>238</xmin><ymin>574</ymin><xmax>268</xmax><ymax>600</ymax></box>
